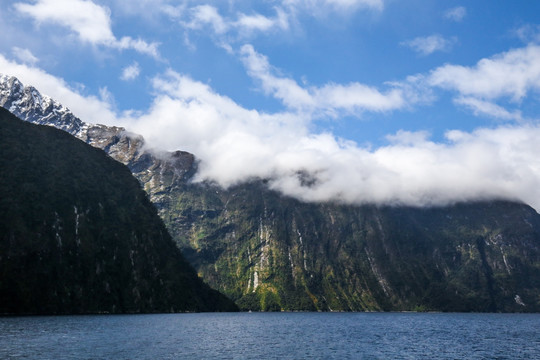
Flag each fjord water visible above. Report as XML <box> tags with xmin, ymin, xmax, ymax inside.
<box><xmin>1</xmin><ymin>313</ymin><xmax>539</xmax><ymax>359</ymax></box>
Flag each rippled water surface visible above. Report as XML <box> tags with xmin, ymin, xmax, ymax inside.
<box><xmin>1</xmin><ymin>312</ymin><xmax>539</xmax><ymax>359</ymax></box>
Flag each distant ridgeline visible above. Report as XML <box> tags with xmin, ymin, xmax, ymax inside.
<box><xmin>0</xmin><ymin>107</ymin><xmax>237</xmax><ymax>314</ymax></box>
<box><xmin>2</xmin><ymin>75</ymin><xmax>540</xmax><ymax>312</ymax></box>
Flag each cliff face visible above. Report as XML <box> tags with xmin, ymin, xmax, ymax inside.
<box><xmin>2</xmin><ymin>75</ymin><xmax>540</xmax><ymax>312</ymax></box>
<box><xmin>0</xmin><ymin>107</ymin><xmax>237</xmax><ymax>314</ymax></box>
<box><xmin>151</xmin><ymin>181</ymin><xmax>540</xmax><ymax>312</ymax></box>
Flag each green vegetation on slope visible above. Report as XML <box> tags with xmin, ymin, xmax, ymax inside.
<box><xmin>0</xmin><ymin>107</ymin><xmax>237</xmax><ymax>314</ymax></box>
<box><xmin>151</xmin><ymin>180</ymin><xmax>540</xmax><ymax>312</ymax></box>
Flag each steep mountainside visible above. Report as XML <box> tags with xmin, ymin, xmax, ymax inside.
<box><xmin>152</xmin><ymin>181</ymin><xmax>540</xmax><ymax>312</ymax></box>
<box><xmin>2</xmin><ymin>75</ymin><xmax>540</xmax><ymax>312</ymax></box>
<box><xmin>0</xmin><ymin>107</ymin><xmax>237</xmax><ymax>314</ymax></box>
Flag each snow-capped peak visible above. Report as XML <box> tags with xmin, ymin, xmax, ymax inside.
<box><xmin>0</xmin><ymin>73</ymin><xmax>86</xmax><ymax>136</ymax></box>
<box><xmin>0</xmin><ymin>74</ymin><xmax>152</xmax><ymax>166</ymax></box>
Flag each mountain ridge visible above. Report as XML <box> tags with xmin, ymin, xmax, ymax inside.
<box><xmin>0</xmin><ymin>74</ymin><xmax>196</xmax><ymax>207</ymax></box>
<box><xmin>2</xmin><ymin>74</ymin><xmax>540</xmax><ymax>312</ymax></box>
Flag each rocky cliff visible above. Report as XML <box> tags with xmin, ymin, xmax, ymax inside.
<box><xmin>2</xmin><ymin>74</ymin><xmax>540</xmax><ymax>312</ymax></box>
<box><xmin>150</xmin><ymin>181</ymin><xmax>540</xmax><ymax>312</ymax></box>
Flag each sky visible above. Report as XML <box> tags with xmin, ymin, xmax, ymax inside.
<box><xmin>2</xmin><ymin>0</ymin><xmax>540</xmax><ymax>210</ymax></box>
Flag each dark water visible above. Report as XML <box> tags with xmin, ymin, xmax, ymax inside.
<box><xmin>1</xmin><ymin>312</ymin><xmax>539</xmax><ymax>359</ymax></box>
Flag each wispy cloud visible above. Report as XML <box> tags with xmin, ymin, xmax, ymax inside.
<box><xmin>425</xmin><ymin>43</ymin><xmax>540</xmax><ymax>123</ymax></box>
<box><xmin>429</xmin><ymin>44</ymin><xmax>540</xmax><ymax>101</ymax></box>
<box><xmin>513</xmin><ymin>24</ymin><xmax>540</xmax><ymax>44</ymax></box>
<box><xmin>444</xmin><ymin>6</ymin><xmax>466</xmax><ymax>22</ymax></box>
<box><xmin>236</xmin><ymin>9</ymin><xmax>290</xmax><ymax>34</ymax></box>
<box><xmin>11</xmin><ymin>47</ymin><xmax>39</xmax><ymax>65</ymax></box>
<box><xmin>401</xmin><ymin>34</ymin><xmax>457</xmax><ymax>56</ymax></box>
<box><xmin>240</xmin><ymin>44</ymin><xmax>410</xmax><ymax>116</ymax></box>
<box><xmin>454</xmin><ymin>97</ymin><xmax>523</xmax><ymax>122</ymax></box>
<box><xmin>120</xmin><ymin>62</ymin><xmax>141</xmax><ymax>81</ymax></box>
<box><xmin>14</xmin><ymin>0</ymin><xmax>160</xmax><ymax>58</ymax></box>
<box><xmin>284</xmin><ymin>0</ymin><xmax>384</xmax><ymax>14</ymax></box>
<box><xmin>179</xmin><ymin>0</ymin><xmax>383</xmax><ymax>47</ymax></box>
<box><xmin>184</xmin><ymin>5</ymin><xmax>228</xmax><ymax>35</ymax></box>
<box><xmin>182</xmin><ymin>5</ymin><xmax>290</xmax><ymax>40</ymax></box>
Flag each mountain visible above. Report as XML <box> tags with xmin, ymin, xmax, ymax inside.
<box><xmin>2</xmin><ymin>74</ymin><xmax>540</xmax><ymax>312</ymax></box>
<box><xmin>167</xmin><ymin>185</ymin><xmax>540</xmax><ymax>312</ymax></box>
<box><xmin>0</xmin><ymin>106</ymin><xmax>237</xmax><ymax>314</ymax></box>
<box><xmin>0</xmin><ymin>74</ymin><xmax>195</xmax><ymax>194</ymax></box>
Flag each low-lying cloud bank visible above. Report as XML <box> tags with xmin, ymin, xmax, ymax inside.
<box><xmin>128</xmin><ymin>70</ymin><xmax>540</xmax><ymax>210</ymax></box>
<box><xmin>2</xmin><ymin>42</ymin><xmax>540</xmax><ymax>211</ymax></box>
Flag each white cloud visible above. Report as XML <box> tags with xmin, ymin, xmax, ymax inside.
<box><xmin>120</xmin><ymin>62</ymin><xmax>141</xmax><ymax>81</ymax></box>
<box><xmin>444</xmin><ymin>6</ymin><xmax>466</xmax><ymax>22</ymax></box>
<box><xmin>240</xmin><ymin>44</ymin><xmax>409</xmax><ymax>116</ymax></box>
<box><xmin>239</xmin><ymin>44</ymin><xmax>314</xmax><ymax>109</ymax></box>
<box><xmin>129</xmin><ymin>44</ymin><xmax>540</xmax><ymax>212</ymax></box>
<box><xmin>183</xmin><ymin>5</ymin><xmax>290</xmax><ymax>39</ymax></box>
<box><xmin>429</xmin><ymin>44</ymin><xmax>540</xmax><ymax>101</ymax></box>
<box><xmin>401</xmin><ymin>34</ymin><xmax>457</xmax><ymax>56</ymax></box>
<box><xmin>115</xmin><ymin>37</ymin><xmax>159</xmax><ymax>58</ymax></box>
<box><xmin>14</xmin><ymin>0</ymin><xmax>160</xmax><ymax>58</ymax></box>
<box><xmin>180</xmin><ymin>0</ymin><xmax>382</xmax><ymax>43</ymax></box>
<box><xmin>11</xmin><ymin>47</ymin><xmax>39</xmax><ymax>65</ymax></box>
<box><xmin>14</xmin><ymin>0</ymin><xmax>114</xmax><ymax>43</ymax></box>
<box><xmin>236</xmin><ymin>8</ymin><xmax>290</xmax><ymax>34</ymax></box>
<box><xmin>514</xmin><ymin>24</ymin><xmax>540</xmax><ymax>44</ymax></box>
<box><xmin>185</xmin><ymin>5</ymin><xmax>228</xmax><ymax>35</ymax></box>
<box><xmin>127</xmin><ymin>70</ymin><xmax>310</xmax><ymax>185</ymax></box>
<box><xmin>121</xmin><ymin>70</ymin><xmax>540</xmax><ymax>211</ymax></box>
<box><xmin>386</xmin><ymin>130</ymin><xmax>431</xmax><ymax>146</ymax></box>
<box><xmin>454</xmin><ymin>97</ymin><xmax>523</xmax><ymax>122</ymax></box>
<box><xmin>4</xmin><ymin>43</ymin><xmax>540</xmax><ymax>212</ymax></box>
<box><xmin>424</xmin><ymin>44</ymin><xmax>540</xmax><ymax>121</ymax></box>
<box><xmin>283</xmin><ymin>0</ymin><xmax>384</xmax><ymax>13</ymax></box>
<box><xmin>111</xmin><ymin>0</ymin><xmax>184</xmax><ymax>19</ymax></box>
<box><xmin>98</xmin><ymin>86</ymin><xmax>115</xmax><ymax>106</ymax></box>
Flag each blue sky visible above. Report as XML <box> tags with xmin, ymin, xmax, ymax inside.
<box><xmin>2</xmin><ymin>0</ymin><xmax>540</xmax><ymax>209</ymax></box>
